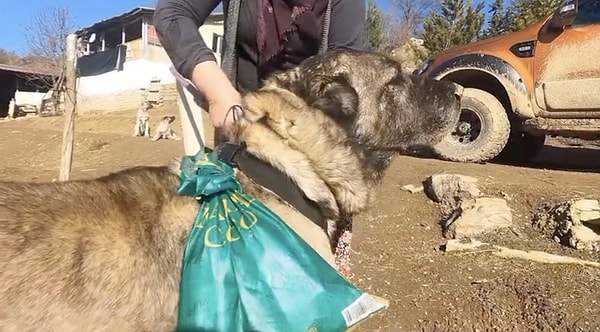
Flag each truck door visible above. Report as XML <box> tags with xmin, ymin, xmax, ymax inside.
<box><xmin>533</xmin><ymin>0</ymin><xmax>600</xmax><ymax>112</ymax></box>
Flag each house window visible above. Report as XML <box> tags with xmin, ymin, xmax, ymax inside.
<box><xmin>212</xmin><ymin>33</ymin><xmax>223</xmax><ymax>55</ymax></box>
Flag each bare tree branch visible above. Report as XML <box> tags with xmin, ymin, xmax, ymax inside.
<box><xmin>383</xmin><ymin>0</ymin><xmax>438</xmax><ymax>50</ymax></box>
<box><xmin>0</xmin><ymin>49</ymin><xmax>25</xmax><ymax>65</ymax></box>
<box><xmin>381</xmin><ymin>10</ymin><xmax>412</xmax><ymax>51</ymax></box>
<box><xmin>390</xmin><ymin>0</ymin><xmax>438</xmax><ymax>35</ymax></box>
<box><xmin>22</xmin><ymin>5</ymin><xmax>76</xmax><ymax>113</ymax></box>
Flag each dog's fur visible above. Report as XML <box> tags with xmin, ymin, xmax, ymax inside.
<box><xmin>0</xmin><ymin>49</ymin><xmax>462</xmax><ymax>332</ymax></box>
<box><xmin>232</xmin><ymin>49</ymin><xmax>463</xmax><ymax>241</ymax></box>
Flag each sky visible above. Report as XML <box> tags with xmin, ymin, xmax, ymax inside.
<box><xmin>0</xmin><ymin>0</ymin><xmax>154</xmax><ymax>53</ymax></box>
<box><xmin>0</xmin><ymin>0</ymin><xmax>498</xmax><ymax>54</ymax></box>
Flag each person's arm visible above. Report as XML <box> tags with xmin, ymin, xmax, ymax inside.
<box><xmin>327</xmin><ymin>0</ymin><xmax>367</xmax><ymax>51</ymax></box>
<box><xmin>153</xmin><ymin>0</ymin><xmax>221</xmax><ymax>80</ymax></box>
<box><xmin>154</xmin><ymin>0</ymin><xmax>242</xmax><ymax>129</ymax></box>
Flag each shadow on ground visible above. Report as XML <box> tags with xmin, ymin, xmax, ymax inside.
<box><xmin>496</xmin><ymin>142</ymin><xmax>600</xmax><ymax>174</ymax></box>
<box><xmin>403</xmin><ymin>138</ymin><xmax>600</xmax><ymax>174</ymax></box>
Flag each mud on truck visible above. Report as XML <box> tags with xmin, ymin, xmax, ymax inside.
<box><xmin>416</xmin><ymin>0</ymin><xmax>600</xmax><ymax>163</ymax></box>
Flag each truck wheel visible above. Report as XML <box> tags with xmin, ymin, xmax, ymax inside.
<box><xmin>496</xmin><ymin>131</ymin><xmax>546</xmax><ymax>163</ymax></box>
<box><xmin>433</xmin><ymin>88</ymin><xmax>511</xmax><ymax>163</ymax></box>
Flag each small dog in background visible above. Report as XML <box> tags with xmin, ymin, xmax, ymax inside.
<box><xmin>133</xmin><ymin>101</ymin><xmax>152</xmax><ymax>137</ymax></box>
<box><xmin>151</xmin><ymin>115</ymin><xmax>181</xmax><ymax>141</ymax></box>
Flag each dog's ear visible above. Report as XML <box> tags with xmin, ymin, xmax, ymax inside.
<box><xmin>267</xmin><ymin>70</ymin><xmax>359</xmax><ymax>123</ymax></box>
<box><xmin>308</xmin><ymin>75</ymin><xmax>359</xmax><ymax>121</ymax></box>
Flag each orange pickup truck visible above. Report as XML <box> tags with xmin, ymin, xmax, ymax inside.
<box><xmin>416</xmin><ymin>0</ymin><xmax>600</xmax><ymax>163</ymax></box>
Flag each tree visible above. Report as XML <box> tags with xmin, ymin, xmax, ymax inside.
<box><xmin>383</xmin><ymin>0</ymin><xmax>437</xmax><ymax>50</ymax></box>
<box><xmin>508</xmin><ymin>0</ymin><xmax>562</xmax><ymax>31</ymax></box>
<box><xmin>365</xmin><ymin>0</ymin><xmax>386</xmax><ymax>50</ymax></box>
<box><xmin>381</xmin><ymin>11</ymin><xmax>413</xmax><ymax>50</ymax></box>
<box><xmin>390</xmin><ymin>0</ymin><xmax>438</xmax><ymax>35</ymax></box>
<box><xmin>0</xmin><ymin>48</ymin><xmax>24</xmax><ymax>65</ymax></box>
<box><xmin>481</xmin><ymin>0</ymin><xmax>513</xmax><ymax>38</ymax></box>
<box><xmin>421</xmin><ymin>0</ymin><xmax>486</xmax><ymax>55</ymax></box>
<box><xmin>23</xmin><ymin>5</ymin><xmax>76</xmax><ymax>112</ymax></box>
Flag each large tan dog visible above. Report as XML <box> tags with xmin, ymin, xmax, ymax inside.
<box><xmin>0</xmin><ymin>49</ymin><xmax>462</xmax><ymax>332</ymax></box>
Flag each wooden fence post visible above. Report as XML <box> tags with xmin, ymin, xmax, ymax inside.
<box><xmin>58</xmin><ymin>33</ymin><xmax>78</xmax><ymax>181</ymax></box>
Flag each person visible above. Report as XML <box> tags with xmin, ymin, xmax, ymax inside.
<box><xmin>153</xmin><ymin>0</ymin><xmax>367</xmax><ymax>136</ymax></box>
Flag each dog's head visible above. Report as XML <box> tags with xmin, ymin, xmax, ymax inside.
<box><xmin>233</xmin><ymin>49</ymin><xmax>463</xmax><ymax>220</ymax></box>
<box><xmin>162</xmin><ymin>115</ymin><xmax>176</xmax><ymax>124</ymax></box>
<box><xmin>140</xmin><ymin>100</ymin><xmax>153</xmax><ymax>111</ymax></box>
<box><xmin>262</xmin><ymin>49</ymin><xmax>462</xmax><ymax>181</ymax></box>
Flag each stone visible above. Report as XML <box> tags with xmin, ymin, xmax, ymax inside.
<box><xmin>570</xmin><ymin>199</ymin><xmax>600</xmax><ymax>225</ymax></box>
<box><xmin>532</xmin><ymin>199</ymin><xmax>600</xmax><ymax>251</ymax></box>
<box><xmin>442</xmin><ymin>239</ymin><xmax>600</xmax><ymax>268</ymax></box>
<box><xmin>423</xmin><ymin>174</ymin><xmax>482</xmax><ymax>212</ymax></box>
<box><xmin>565</xmin><ymin>225</ymin><xmax>600</xmax><ymax>251</ymax></box>
<box><xmin>443</xmin><ymin>197</ymin><xmax>513</xmax><ymax>239</ymax></box>
<box><xmin>401</xmin><ymin>184</ymin><xmax>424</xmax><ymax>194</ymax></box>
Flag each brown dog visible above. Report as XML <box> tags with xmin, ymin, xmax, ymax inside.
<box><xmin>0</xmin><ymin>49</ymin><xmax>462</xmax><ymax>331</ymax></box>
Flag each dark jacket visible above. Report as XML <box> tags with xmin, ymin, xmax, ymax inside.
<box><xmin>153</xmin><ymin>0</ymin><xmax>367</xmax><ymax>92</ymax></box>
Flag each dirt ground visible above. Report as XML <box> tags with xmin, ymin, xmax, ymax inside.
<box><xmin>1</xmin><ymin>103</ymin><xmax>600</xmax><ymax>332</ymax></box>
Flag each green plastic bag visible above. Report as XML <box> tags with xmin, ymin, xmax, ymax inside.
<box><xmin>175</xmin><ymin>148</ymin><xmax>387</xmax><ymax>332</ymax></box>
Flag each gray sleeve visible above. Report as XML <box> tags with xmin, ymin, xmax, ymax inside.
<box><xmin>153</xmin><ymin>0</ymin><xmax>223</xmax><ymax>79</ymax></box>
<box><xmin>327</xmin><ymin>0</ymin><xmax>367</xmax><ymax>51</ymax></box>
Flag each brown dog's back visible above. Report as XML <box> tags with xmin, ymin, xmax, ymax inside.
<box><xmin>0</xmin><ymin>167</ymin><xmax>196</xmax><ymax>332</ymax></box>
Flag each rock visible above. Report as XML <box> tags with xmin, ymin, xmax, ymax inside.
<box><xmin>388</xmin><ymin>38</ymin><xmax>429</xmax><ymax>74</ymax></box>
<box><xmin>532</xmin><ymin>199</ymin><xmax>600</xmax><ymax>251</ymax></box>
<box><xmin>443</xmin><ymin>197</ymin><xmax>513</xmax><ymax>239</ymax></box>
<box><xmin>401</xmin><ymin>184</ymin><xmax>424</xmax><ymax>194</ymax></box>
<box><xmin>423</xmin><ymin>174</ymin><xmax>482</xmax><ymax>211</ymax></box>
<box><xmin>442</xmin><ymin>238</ymin><xmax>487</xmax><ymax>252</ymax></box>
<box><xmin>563</xmin><ymin>225</ymin><xmax>600</xmax><ymax>251</ymax></box>
<box><xmin>442</xmin><ymin>239</ymin><xmax>600</xmax><ymax>268</ymax></box>
<box><xmin>570</xmin><ymin>199</ymin><xmax>600</xmax><ymax>225</ymax></box>
<box><xmin>500</xmin><ymin>191</ymin><xmax>511</xmax><ymax>201</ymax></box>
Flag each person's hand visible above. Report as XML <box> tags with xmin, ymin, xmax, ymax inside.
<box><xmin>190</xmin><ymin>61</ymin><xmax>244</xmax><ymax>132</ymax></box>
<box><xmin>207</xmin><ymin>92</ymin><xmax>243</xmax><ymax>131</ymax></box>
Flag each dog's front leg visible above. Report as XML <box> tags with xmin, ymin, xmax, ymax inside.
<box><xmin>133</xmin><ymin>119</ymin><xmax>141</xmax><ymax>137</ymax></box>
<box><xmin>144</xmin><ymin>120</ymin><xmax>150</xmax><ymax>137</ymax></box>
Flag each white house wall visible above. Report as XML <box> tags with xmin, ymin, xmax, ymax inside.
<box><xmin>77</xmin><ymin>59</ymin><xmax>175</xmax><ymax>97</ymax></box>
<box><xmin>198</xmin><ymin>22</ymin><xmax>224</xmax><ymax>66</ymax></box>
<box><xmin>77</xmin><ymin>21</ymin><xmax>223</xmax><ymax>98</ymax></box>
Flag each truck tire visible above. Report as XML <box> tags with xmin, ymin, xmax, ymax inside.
<box><xmin>433</xmin><ymin>88</ymin><xmax>511</xmax><ymax>163</ymax></box>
